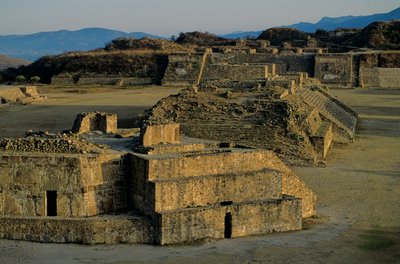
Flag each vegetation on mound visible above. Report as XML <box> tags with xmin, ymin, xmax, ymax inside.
<box><xmin>349</xmin><ymin>21</ymin><xmax>400</xmax><ymax>49</ymax></box>
<box><xmin>1</xmin><ymin>36</ymin><xmax>196</xmax><ymax>84</ymax></box>
<box><xmin>104</xmin><ymin>37</ymin><xmax>195</xmax><ymax>53</ymax></box>
<box><xmin>175</xmin><ymin>31</ymin><xmax>230</xmax><ymax>46</ymax></box>
<box><xmin>257</xmin><ymin>28</ymin><xmax>308</xmax><ymax>45</ymax></box>
<box><xmin>257</xmin><ymin>21</ymin><xmax>400</xmax><ymax>49</ymax></box>
<box><xmin>2</xmin><ymin>53</ymin><xmax>166</xmax><ymax>84</ymax></box>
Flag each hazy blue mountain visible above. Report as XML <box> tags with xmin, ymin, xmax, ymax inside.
<box><xmin>221</xmin><ymin>7</ymin><xmax>400</xmax><ymax>39</ymax></box>
<box><xmin>0</xmin><ymin>28</ymin><xmax>162</xmax><ymax>61</ymax></box>
<box><xmin>288</xmin><ymin>7</ymin><xmax>400</xmax><ymax>32</ymax></box>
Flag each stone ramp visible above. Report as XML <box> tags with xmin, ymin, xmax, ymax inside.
<box><xmin>298</xmin><ymin>88</ymin><xmax>357</xmax><ymax>141</ymax></box>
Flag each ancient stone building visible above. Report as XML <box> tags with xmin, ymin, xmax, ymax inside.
<box><xmin>150</xmin><ymin>55</ymin><xmax>358</xmax><ymax>165</ymax></box>
<box><xmin>315</xmin><ymin>51</ymin><xmax>400</xmax><ymax>88</ymax></box>
<box><xmin>0</xmin><ymin>118</ymin><xmax>316</xmax><ymax>245</ymax></box>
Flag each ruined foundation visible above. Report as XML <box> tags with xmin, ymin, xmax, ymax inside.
<box><xmin>71</xmin><ymin>112</ymin><xmax>118</xmax><ymax>134</ymax></box>
<box><xmin>0</xmin><ymin>86</ymin><xmax>45</xmax><ymax>105</ymax></box>
<box><xmin>0</xmin><ymin>120</ymin><xmax>316</xmax><ymax>245</ymax></box>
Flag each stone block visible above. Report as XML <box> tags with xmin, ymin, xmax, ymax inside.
<box><xmin>71</xmin><ymin>112</ymin><xmax>117</xmax><ymax>134</ymax></box>
<box><xmin>4</xmin><ymin>195</ymin><xmax>22</xmax><ymax>216</ymax></box>
<box><xmin>139</xmin><ymin>124</ymin><xmax>180</xmax><ymax>146</ymax></box>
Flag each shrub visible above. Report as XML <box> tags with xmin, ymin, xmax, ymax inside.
<box><xmin>15</xmin><ymin>75</ymin><xmax>26</xmax><ymax>83</ymax></box>
<box><xmin>30</xmin><ymin>76</ymin><xmax>41</xmax><ymax>83</ymax></box>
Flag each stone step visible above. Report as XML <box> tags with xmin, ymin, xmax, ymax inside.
<box><xmin>298</xmin><ymin>89</ymin><xmax>357</xmax><ymax>139</ymax></box>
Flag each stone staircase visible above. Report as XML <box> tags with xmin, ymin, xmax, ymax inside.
<box><xmin>298</xmin><ymin>88</ymin><xmax>357</xmax><ymax>141</ymax></box>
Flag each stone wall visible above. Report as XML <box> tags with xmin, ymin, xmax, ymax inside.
<box><xmin>314</xmin><ymin>54</ymin><xmax>353</xmax><ymax>87</ymax></box>
<box><xmin>361</xmin><ymin>68</ymin><xmax>400</xmax><ymax>88</ymax></box>
<box><xmin>150</xmin><ymin>169</ymin><xmax>282</xmax><ymax>212</ymax></box>
<box><xmin>51</xmin><ymin>76</ymin><xmax>153</xmax><ymax>86</ymax></box>
<box><xmin>250</xmin><ymin>150</ymin><xmax>317</xmax><ymax>218</ymax></box>
<box><xmin>314</xmin><ymin>51</ymin><xmax>400</xmax><ymax>88</ymax></box>
<box><xmin>0</xmin><ymin>215</ymin><xmax>153</xmax><ymax>244</ymax></box>
<box><xmin>79</xmin><ymin>154</ymin><xmax>128</xmax><ymax>216</ymax></box>
<box><xmin>71</xmin><ymin>112</ymin><xmax>118</xmax><ymax>134</ymax></box>
<box><xmin>130</xmin><ymin>150</ymin><xmax>280</xmax><ymax>217</ymax></box>
<box><xmin>203</xmin><ymin>64</ymin><xmax>268</xmax><ymax>81</ymax></box>
<box><xmin>146</xmin><ymin>151</ymin><xmax>275</xmax><ymax>180</ymax></box>
<box><xmin>78</xmin><ymin>77</ymin><xmax>153</xmax><ymax>86</ymax></box>
<box><xmin>155</xmin><ymin>197</ymin><xmax>301</xmax><ymax>245</ymax></box>
<box><xmin>162</xmin><ymin>54</ymin><xmax>203</xmax><ymax>86</ymax></box>
<box><xmin>51</xmin><ymin>76</ymin><xmax>75</xmax><ymax>85</ymax></box>
<box><xmin>311</xmin><ymin>122</ymin><xmax>333</xmax><ymax>159</ymax></box>
<box><xmin>0</xmin><ymin>152</ymin><xmax>127</xmax><ymax>217</ymax></box>
<box><xmin>131</xmin><ymin>148</ymin><xmax>316</xmax><ymax>219</ymax></box>
<box><xmin>210</xmin><ymin>53</ymin><xmax>316</xmax><ymax>76</ymax></box>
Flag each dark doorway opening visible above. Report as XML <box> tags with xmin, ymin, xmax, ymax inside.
<box><xmin>224</xmin><ymin>212</ymin><xmax>232</xmax><ymax>238</ymax></box>
<box><xmin>46</xmin><ymin>190</ymin><xmax>57</xmax><ymax>216</ymax></box>
<box><xmin>220</xmin><ymin>201</ymin><xmax>233</xmax><ymax>206</ymax></box>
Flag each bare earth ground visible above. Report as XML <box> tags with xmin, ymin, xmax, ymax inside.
<box><xmin>0</xmin><ymin>85</ymin><xmax>182</xmax><ymax>137</ymax></box>
<box><xmin>0</xmin><ymin>86</ymin><xmax>399</xmax><ymax>264</ymax></box>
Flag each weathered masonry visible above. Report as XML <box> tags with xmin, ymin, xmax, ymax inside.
<box><xmin>162</xmin><ymin>50</ymin><xmax>400</xmax><ymax>89</ymax></box>
<box><xmin>0</xmin><ymin>85</ymin><xmax>45</xmax><ymax>105</ymax></box>
<box><xmin>0</xmin><ymin>120</ymin><xmax>316</xmax><ymax>245</ymax></box>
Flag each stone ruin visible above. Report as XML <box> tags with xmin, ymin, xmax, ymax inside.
<box><xmin>147</xmin><ymin>55</ymin><xmax>358</xmax><ymax>166</ymax></box>
<box><xmin>0</xmin><ymin>114</ymin><xmax>316</xmax><ymax>245</ymax></box>
<box><xmin>71</xmin><ymin>112</ymin><xmax>118</xmax><ymax>134</ymax></box>
<box><xmin>0</xmin><ymin>85</ymin><xmax>45</xmax><ymax>105</ymax></box>
<box><xmin>161</xmin><ymin>49</ymin><xmax>400</xmax><ymax>89</ymax></box>
<box><xmin>48</xmin><ymin>39</ymin><xmax>400</xmax><ymax>89</ymax></box>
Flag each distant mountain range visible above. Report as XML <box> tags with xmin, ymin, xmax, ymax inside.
<box><xmin>220</xmin><ymin>7</ymin><xmax>400</xmax><ymax>39</ymax></box>
<box><xmin>0</xmin><ymin>28</ymin><xmax>162</xmax><ymax>61</ymax></box>
<box><xmin>0</xmin><ymin>7</ymin><xmax>399</xmax><ymax>62</ymax></box>
<box><xmin>288</xmin><ymin>6</ymin><xmax>400</xmax><ymax>32</ymax></box>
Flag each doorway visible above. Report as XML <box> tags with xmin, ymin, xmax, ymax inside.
<box><xmin>224</xmin><ymin>212</ymin><xmax>232</xmax><ymax>238</ymax></box>
<box><xmin>46</xmin><ymin>190</ymin><xmax>57</xmax><ymax>216</ymax></box>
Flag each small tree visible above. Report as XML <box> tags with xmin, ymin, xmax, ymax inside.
<box><xmin>30</xmin><ymin>76</ymin><xmax>41</xmax><ymax>83</ymax></box>
<box><xmin>15</xmin><ymin>75</ymin><xmax>26</xmax><ymax>83</ymax></box>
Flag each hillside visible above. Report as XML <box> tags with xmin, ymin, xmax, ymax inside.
<box><xmin>349</xmin><ymin>21</ymin><xmax>400</xmax><ymax>49</ymax></box>
<box><xmin>288</xmin><ymin>7</ymin><xmax>400</xmax><ymax>33</ymax></box>
<box><xmin>175</xmin><ymin>32</ymin><xmax>229</xmax><ymax>46</ymax></box>
<box><xmin>1</xmin><ymin>38</ymin><xmax>194</xmax><ymax>84</ymax></box>
<box><xmin>256</xmin><ymin>20</ymin><xmax>400</xmax><ymax>49</ymax></box>
<box><xmin>221</xmin><ymin>7</ymin><xmax>400</xmax><ymax>39</ymax></box>
<box><xmin>257</xmin><ymin>28</ymin><xmax>307</xmax><ymax>45</ymax></box>
<box><xmin>0</xmin><ymin>28</ymin><xmax>162</xmax><ymax>61</ymax></box>
<box><xmin>0</xmin><ymin>54</ymin><xmax>30</xmax><ymax>71</ymax></box>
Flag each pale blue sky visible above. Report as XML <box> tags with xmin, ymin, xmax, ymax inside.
<box><xmin>0</xmin><ymin>0</ymin><xmax>398</xmax><ymax>36</ymax></box>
